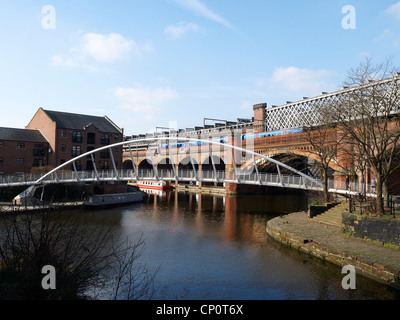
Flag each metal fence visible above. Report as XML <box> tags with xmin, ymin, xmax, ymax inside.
<box><xmin>0</xmin><ymin>169</ymin><xmax>374</xmax><ymax>196</ymax></box>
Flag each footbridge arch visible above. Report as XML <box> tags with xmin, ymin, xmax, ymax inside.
<box><xmin>240</xmin><ymin>147</ymin><xmax>342</xmax><ymax>172</ymax></box>
<box><xmin>21</xmin><ymin>137</ymin><xmax>323</xmax><ymax>190</ymax></box>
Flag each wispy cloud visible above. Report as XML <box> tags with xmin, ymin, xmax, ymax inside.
<box><xmin>240</xmin><ymin>101</ymin><xmax>253</xmax><ymax>111</ymax></box>
<box><xmin>51</xmin><ymin>32</ymin><xmax>153</xmax><ymax>70</ymax></box>
<box><xmin>373</xmin><ymin>29</ymin><xmax>400</xmax><ymax>47</ymax></box>
<box><xmin>373</xmin><ymin>4</ymin><xmax>400</xmax><ymax>47</ymax></box>
<box><xmin>171</xmin><ymin>0</ymin><xmax>232</xmax><ymax>28</ymax></box>
<box><xmin>115</xmin><ymin>85</ymin><xmax>178</xmax><ymax>121</ymax></box>
<box><xmin>164</xmin><ymin>21</ymin><xmax>202</xmax><ymax>39</ymax></box>
<box><xmin>82</xmin><ymin>33</ymin><xmax>145</xmax><ymax>62</ymax></box>
<box><xmin>270</xmin><ymin>66</ymin><xmax>334</xmax><ymax>93</ymax></box>
<box><xmin>385</xmin><ymin>2</ymin><xmax>400</xmax><ymax>20</ymax></box>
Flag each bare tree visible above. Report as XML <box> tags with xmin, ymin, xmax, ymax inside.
<box><xmin>0</xmin><ymin>208</ymin><xmax>158</xmax><ymax>300</ymax></box>
<box><xmin>340</xmin><ymin>135</ymin><xmax>369</xmax><ymax>199</ymax></box>
<box><xmin>107</xmin><ymin>233</ymin><xmax>159</xmax><ymax>300</ymax></box>
<box><xmin>329</xmin><ymin>58</ymin><xmax>400</xmax><ymax>215</ymax></box>
<box><xmin>301</xmin><ymin>125</ymin><xmax>339</xmax><ymax>203</ymax></box>
<box><xmin>300</xmin><ymin>100</ymin><xmax>345</xmax><ymax>204</ymax></box>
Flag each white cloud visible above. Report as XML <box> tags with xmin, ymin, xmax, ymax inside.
<box><xmin>240</xmin><ymin>101</ymin><xmax>252</xmax><ymax>111</ymax></box>
<box><xmin>374</xmin><ymin>3</ymin><xmax>400</xmax><ymax>47</ymax></box>
<box><xmin>374</xmin><ymin>28</ymin><xmax>394</xmax><ymax>42</ymax></box>
<box><xmin>386</xmin><ymin>2</ymin><xmax>400</xmax><ymax>20</ymax></box>
<box><xmin>270</xmin><ymin>66</ymin><xmax>333</xmax><ymax>93</ymax></box>
<box><xmin>373</xmin><ymin>28</ymin><xmax>400</xmax><ymax>47</ymax></box>
<box><xmin>358</xmin><ymin>51</ymin><xmax>371</xmax><ymax>58</ymax></box>
<box><xmin>115</xmin><ymin>85</ymin><xmax>178</xmax><ymax>121</ymax></box>
<box><xmin>171</xmin><ymin>0</ymin><xmax>232</xmax><ymax>28</ymax></box>
<box><xmin>51</xmin><ymin>32</ymin><xmax>153</xmax><ymax>70</ymax></box>
<box><xmin>82</xmin><ymin>33</ymin><xmax>135</xmax><ymax>62</ymax></box>
<box><xmin>247</xmin><ymin>77</ymin><xmax>269</xmax><ymax>88</ymax></box>
<box><xmin>165</xmin><ymin>21</ymin><xmax>201</xmax><ymax>39</ymax></box>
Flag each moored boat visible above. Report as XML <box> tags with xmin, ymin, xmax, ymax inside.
<box><xmin>83</xmin><ymin>191</ymin><xmax>144</xmax><ymax>209</ymax></box>
<box><xmin>136</xmin><ymin>180</ymin><xmax>174</xmax><ymax>191</ymax></box>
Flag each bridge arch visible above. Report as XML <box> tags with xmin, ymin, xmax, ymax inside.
<box><xmin>257</xmin><ymin>153</ymin><xmax>309</xmax><ymax>174</ymax></box>
<box><xmin>31</xmin><ymin>137</ymin><xmax>323</xmax><ymax>190</ymax></box>
<box><xmin>240</xmin><ymin>147</ymin><xmax>341</xmax><ymax>173</ymax></box>
<box><xmin>123</xmin><ymin>159</ymin><xmax>133</xmax><ymax>170</ymax></box>
<box><xmin>157</xmin><ymin>157</ymin><xmax>172</xmax><ymax>166</ymax></box>
<box><xmin>178</xmin><ymin>157</ymin><xmax>199</xmax><ymax>170</ymax></box>
<box><xmin>156</xmin><ymin>158</ymin><xmax>174</xmax><ymax>172</ymax></box>
<box><xmin>202</xmin><ymin>156</ymin><xmax>225</xmax><ymax>171</ymax></box>
<box><xmin>138</xmin><ymin>159</ymin><xmax>154</xmax><ymax>170</ymax></box>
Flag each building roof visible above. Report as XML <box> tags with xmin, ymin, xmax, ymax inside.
<box><xmin>42</xmin><ymin>109</ymin><xmax>122</xmax><ymax>134</ymax></box>
<box><xmin>0</xmin><ymin>127</ymin><xmax>48</xmax><ymax>143</ymax></box>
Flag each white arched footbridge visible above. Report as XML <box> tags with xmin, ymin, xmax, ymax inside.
<box><xmin>0</xmin><ymin>137</ymin><xmax>370</xmax><ymax>196</ymax></box>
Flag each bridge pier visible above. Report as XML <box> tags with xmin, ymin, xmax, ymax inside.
<box><xmin>225</xmin><ymin>182</ymin><xmax>237</xmax><ymax>195</ymax></box>
<box><xmin>196</xmin><ymin>164</ymin><xmax>203</xmax><ymax>188</ymax></box>
<box><xmin>175</xmin><ymin>164</ymin><xmax>179</xmax><ymax>187</ymax></box>
<box><xmin>225</xmin><ymin>136</ymin><xmax>238</xmax><ymax>195</ymax></box>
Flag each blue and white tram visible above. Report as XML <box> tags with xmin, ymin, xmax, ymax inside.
<box><xmin>241</xmin><ymin>127</ymin><xmax>303</xmax><ymax>140</ymax></box>
<box><xmin>161</xmin><ymin>137</ymin><xmax>229</xmax><ymax>149</ymax></box>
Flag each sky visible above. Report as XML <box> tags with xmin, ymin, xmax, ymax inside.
<box><xmin>1</xmin><ymin>0</ymin><xmax>400</xmax><ymax>135</ymax></box>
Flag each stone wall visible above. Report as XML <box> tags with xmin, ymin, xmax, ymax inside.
<box><xmin>342</xmin><ymin>214</ymin><xmax>400</xmax><ymax>247</ymax></box>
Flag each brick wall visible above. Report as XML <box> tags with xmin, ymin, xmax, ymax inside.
<box><xmin>0</xmin><ymin>140</ymin><xmax>49</xmax><ymax>174</ymax></box>
<box><xmin>26</xmin><ymin>108</ymin><xmax>57</xmax><ymax>167</ymax></box>
<box><xmin>253</xmin><ymin>103</ymin><xmax>266</xmax><ymax>133</ymax></box>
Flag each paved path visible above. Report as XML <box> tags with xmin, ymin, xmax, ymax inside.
<box><xmin>0</xmin><ymin>202</ymin><xmax>83</xmax><ymax>214</ymax></box>
<box><xmin>266</xmin><ymin>211</ymin><xmax>400</xmax><ymax>288</ymax></box>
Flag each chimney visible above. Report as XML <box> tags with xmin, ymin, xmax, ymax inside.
<box><xmin>253</xmin><ymin>103</ymin><xmax>267</xmax><ymax>133</ymax></box>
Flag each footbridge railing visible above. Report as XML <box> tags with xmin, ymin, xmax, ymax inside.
<box><xmin>0</xmin><ymin>169</ymin><xmax>320</xmax><ymax>190</ymax></box>
<box><xmin>0</xmin><ymin>137</ymin><xmax>379</xmax><ymax>197</ymax></box>
<box><xmin>0</xmin><ymin>167</ymin><xmax>374</xmax><ymax>197</ymax></box>
<box><xmin>0</xmin><ymin>137</ymin><xmax>378</xmax><ymax>196</ymax></box>
<box><xmin>0</xmin><ymin>137</ymin><xmax>373</xmax><ymax>194</ymax></box>
<box><xmin>0</xmin><ymin>137</ymin><xmax>321</xmax><ymax>188</ymax></box>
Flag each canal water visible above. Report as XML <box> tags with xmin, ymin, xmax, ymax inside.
<box><xmin>80</xmin><ymin>190</ymin><xmax>400</xmax><ymax>300</ymax></box>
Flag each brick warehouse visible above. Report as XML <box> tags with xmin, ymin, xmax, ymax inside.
<box><xmin>0</xmin><ymin>108</ymin><xmax>124</xmax><ymax>176</ymax></box>
<box><xmin>26</xmin><ymin>108</ymin><xmax>124</xmax><ymax>171</ymax></box>
<box><xmin>0</xmin><ymin>127</ymin><xmax>50</xmax><ymax>176</ymax></box>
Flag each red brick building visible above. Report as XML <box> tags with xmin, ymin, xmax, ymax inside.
<box><xmin>26</xmin><ymin>108</ymin><xmax>124</xmax><ymax>171</ymax></box>
<box><xmin>0</xmin><ymin>127</ymin><xmax>49</xmax><ymax>176</ymax></box>
<box><xmin>0</xmin><ymin>108</ymin><xmax>124</xmax><ymax>177</ymax></box>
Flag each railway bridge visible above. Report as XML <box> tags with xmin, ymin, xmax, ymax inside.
<box><xmin>3</xmin><ymin>75</ymin><xmax>398</xmax><ymax>199</ymax></box>
<box><xmin>0</xmin><ymin>137</ymin><xmax>369</xmax><ymax>198</ymax></box>
<box><xmin>121</xmin><ymin>114</ymin><xmax>343</xmax><ymax>194</ymax></box>
<box><xmin>122</xmin><ymin>75</ymin><xmax>400</xmax><ymax>196</ymax></box>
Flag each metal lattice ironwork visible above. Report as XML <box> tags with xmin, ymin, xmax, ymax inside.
<box><xmin>265</xmin><ymin>75</ymin><xmax>400</xmax><ymax>131</ymax></box>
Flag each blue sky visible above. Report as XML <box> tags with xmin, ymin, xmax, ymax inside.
<box><xmin>1</xmin><ymin>0</ymin><xmax>400</xmax><ymax>135</ymax></box>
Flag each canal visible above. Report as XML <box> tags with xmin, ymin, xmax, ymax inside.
<box><xmin>79</xmin><ymin>190</ymin><xmax>400</xmax><ymax>300</ymax></box>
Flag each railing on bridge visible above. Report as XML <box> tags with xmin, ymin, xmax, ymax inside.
<box><xmin>0</xmin><ymin>135</ymin><xmax>378</xmax><ymax>198</ymax></box>
<box><xmin>0</xmin><ymin>169</ymin><xmax>373</xmax><ymax>196</ymax></box>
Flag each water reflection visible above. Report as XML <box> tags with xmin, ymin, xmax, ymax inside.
<box><xmin>140</xmin><ymin>191</ymin><xmax>306</xmax><ymax>245</ymax></box>
<box><xmin>116</xmin><ymin>190</ymin><xmax>400</xmax><ymax>300</ymax></box>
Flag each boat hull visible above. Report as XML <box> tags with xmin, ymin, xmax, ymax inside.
<box><xmin>136</xmin><ymin>181</ymin><xmax>174</xmax><ymax>191</ymax></box>
<box><xmin>83</xmin><ymin>192</ymin><xmax>144</xmax><ymax>209</ymax></box>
